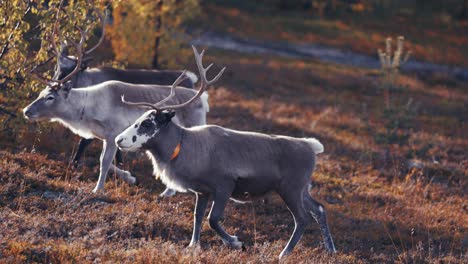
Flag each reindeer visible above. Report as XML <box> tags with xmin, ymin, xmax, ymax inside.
<box><xmin>22</xmin><ymin>24</ymin><xmax>209</xmax><ymax>195</ymax></box>
<box><xmin>48</xmin><ymin>8</ymin><xmax>198</xmax><ymax>168</ymax></box>
<box><xmin>115</xmin><ymin>46</ymin><xmax>336</xmax><ymax>259</ymax></box>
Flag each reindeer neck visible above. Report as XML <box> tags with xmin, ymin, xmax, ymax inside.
<box><xmin>59</xmin><ymin>88</ymin><xmax>99</xmax><ymax>124</ymax></box>
<box><xmin>48</xmin><ymin>89</ymin><xmax>99</xmax><ymax>139</ymax></box>
<box><xmin>147</xmin><ymin>123</ymin><xmax>185</xmax><ymax>163</ymax></box>
<box><xmin>74</xmin><ymin>68</ymin><xmax>104</xmax><ymax>87</ymax></box>
<box><xmin>54</xmin><ymin>90</ymin><xmax>80</xmax><ymax>119</ymax></box>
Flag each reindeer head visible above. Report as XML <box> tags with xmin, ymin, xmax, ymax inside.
<box><xmin>115</xmin><ymin>46</ymin><xmax>225</xmax><ymax>152</ymax></box>
<box><xmin>115</xmin><ymin>110</ymin><xmax>175</xmax><ymax>151</ymax></box>
<box><xmin>53</xmin><ymin>46</ymin><xmax>94</xmax><ymax>83</ymax></box>
<box><xmin>23</xmin><ymin>82</ymin><xmax>74</xmax><ymax>121</ymax></box>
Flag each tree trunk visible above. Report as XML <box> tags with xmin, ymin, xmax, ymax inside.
<box><xmin>152</xmin><ymin>0</ymin><xmax>164</xmax><ymax>69</ymax></box>
<box><xmin>459</xmin><ymin>0</ymin><xmax>468</xmax><ymax>20</ymax></box>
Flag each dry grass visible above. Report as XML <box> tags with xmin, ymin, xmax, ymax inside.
<box><xmin>196</xmin><ymin>1</ymin><xmax>468</xmax><ymax>67</ymax></box>
<box><xmin>1</xmin><ymin>49</ymin><xmax>466</xmax><ymax>263</ymax></box>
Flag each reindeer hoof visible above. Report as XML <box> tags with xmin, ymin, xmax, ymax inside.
<box><xmin>230</xmin><ymin>240</ymin><xmax>243</xmax><ymax>249</ymax></box>
<box><xmin>279</xmin><ymin>250</ymin><xmax>291</xmax><ymax>259</ymax></box>
<box><xmin>92</xmin><ymin>186</ymin><xmax>103</xmax><ymax>194</ymax></box>
<box><xmin>187</xmin><ymin>241</ymin><xmax>201</xmax><ymax>249</ymax></box>
<box><xmin>126</xmin><ymin>174</ymin><xmax>137</xmax><ymax>185</ymax></box>
<box><xmin>159</xmin><ymin>188</ymin><xmax>176</xmax><ymax>198</ymax></box>
<box><xmin>325</xmin><ymin>244</ymin><xmax>337</xmax><ymax>253</ymax></box>
<box><xmin>223</xmin><ymin>236</ymin><xmax>243</xmax><ymax>249</ymax></box>
<box><xmin>120</xmin><ymin>171</ymin><xmax>136</xmax><ymax>185</ymax></box>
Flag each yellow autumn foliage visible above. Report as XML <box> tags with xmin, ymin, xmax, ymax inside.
<box><xmin>107</xmin><ymin>0</ymin><xmax>200</xmax><ymax>68</ymax></box>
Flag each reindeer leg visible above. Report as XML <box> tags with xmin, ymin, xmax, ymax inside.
<box><xmin>73</xmin><ymin>138</ymin><xmax>93</xmax><ymax>167</ymax></box>
<box><xmin>188</xmin><ymin>193</ymin><xmax>209</xmax><ymax>247</ymax></box>
<box><xmin>303</xmin><ymin>191</ymin><xmax>336</xmax><ymax>253</ymax></box>
<box><xmin>115</xmin><ymin>149</ymin><xmax>123</xmax><ymax>166</ymax></box>
<box><xmin>277</xmin><ymin>186</ymin><xmax>309</xmax><ymax>259</ymax></box>
<box><xmin>94</xmin><ymin>139</ymin><xmax>136</xmax><ymax>191</ymax></box>
<box><xmin>208</xmin><ymin>188</ymin><xmax>242</xmax><ymax>249</ymax></box>
<box><xmin>109</xmin><ymin>163</ymin><xmax>136</xmax><ymax>185</ymax></box>
<box><xmin>92</xmin><ymin>140</ymin><xmax>117</xmax><ymax>193</ymax></box>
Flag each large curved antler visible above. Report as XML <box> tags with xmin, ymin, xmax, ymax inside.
<box><xmin>84</xmin><ymin>8</ymin><xmax>107</xmax><ymax>55</ymax></box>
<box><xmin>122</xmin><ymin>46</ymin><xmax>225</xmax><ymax>111</ymax></box>
<box><xmin>49</xmin><ymin>0</ymin><xmax>64</xmax><ymax>57</ymax></box>
<box><xmin>31</xmin><ymin>1</ymin><xmax>107</xmax><ymax>90</ymax></box>
<box><xmin>158</xmin><ymin>46</ymin><xmax>226</xmax><ymax>111</ymax></box>
<box><xmin>31</xmin><ymin>24</ymin><xmax>86</xmax><ymax>89</ymax></box>
<box><xmin>121</xmin><ymin>71</ymin><xmax>189</xmax><ymax>109</ymax></box>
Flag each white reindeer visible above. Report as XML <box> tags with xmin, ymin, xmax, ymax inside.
<box><xmin>22</xmin><ymin>25</ymin><xmax>209</xmax><ymax>194</ymax></box>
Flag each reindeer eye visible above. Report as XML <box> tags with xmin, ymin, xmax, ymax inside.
<box><xmin>46</xmin><ymin>95</ymin><xmax>55</xmax><ymax>101</ymax></box>
<box><xmin>140</xmin><ymin>120</ymin><xmax>153</xmax><ymax>129</ymax></box>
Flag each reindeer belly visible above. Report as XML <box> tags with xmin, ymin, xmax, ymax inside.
<box><xmin>232</xmin><ymin>175</ymin><xmax>277</xmax><ymax>197</ymax></box>
<box><xmin>213</xmin><ymin>157</ymin><xmax>279</xmax><ymax>196</ymax></box>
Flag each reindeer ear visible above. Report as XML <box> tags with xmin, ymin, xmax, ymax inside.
<box><xmin>60</xmin><ymin>41</ymin><xmax>69</xmax><ymax>57</ymax></box>
<box><xmin>167</xmin><ymin>111</ymin><xmax>176</xmax><ymax>119</ymax></box>
<box><xmin>58</xmin><ymin>55</ymin><xmax>77</xmax><ymax>71</ymax></box>
<box><xmin>158</xmin><ymin>110</ymin><xmax>175</xmax><ymax>123</ymax></box>
<box><xmin>164</xmin><ymin>110</ymin><xmax>176</xmax><ymax>121</ymax></box>
<box><xmin>81</xmin><ymin>57</ymin><xmax>94</xmax><ymax>69</ymax></box>
<box><xmin>59</xmin><ymin>81</ymin><xmax>73</xmax><ymax>98</ymax></box>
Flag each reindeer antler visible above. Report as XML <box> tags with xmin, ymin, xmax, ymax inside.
<box><xmin>157</xmin><ymin>46</ymin><xmax>226</xmax><ymax>111</ymax></box>
<box><xmin>122</xmin><ymin>46</ymin><xmax>225</xmax><ymax>112</ymax></box>
<box><xmin>121</xmin><ymin>71</ymin><xmax>189</xmax><ymax>109</ymax></box>
<box><xmin>31</xmin><ymin>1</ymin><xmax>107</xmax><ymax>90</ymax></box>
<box><xmin>84</xmin><ymin>8</ymin><xmax>107</xmax><ymax>55</ymax></box>
<box><xmin>31</xmin><ymin>24</ymin><xmax>86</xmax><ymax>89</ymax></box>
<box><xmin>49</xmin><ymin>0</ymin><xmax>64</xmax><ymax>57</ymax></box>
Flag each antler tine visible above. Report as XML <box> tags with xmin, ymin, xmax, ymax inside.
<box><xmin>31</xmin><ymin>71</ymin><xmax>55</xmax><ymax>86</ymax></box>
<box><xmin>122</xmin><ymin>46</ymin><xmax>225</xmax><ymax>112</ymax></box>
<box><xmin>158</xmin><ymin>45</ymin><xmax>226</xmax><ymax>111</ymax></box>
<box><xmin>46</xmin><ymin>0</ymin><xmax>64</xmax><ymax>58</ymax></box>
<box><xmin>30</xmin><ymin>0</ymin><xmax>63</xmax><ymax>88</ymax></box>
<box><xmin>58</xmin><ymin>26</ymin><xmax>86</xmax><ymax>83</ymax></box>
<box><xmin>121</xmin><ymin>71</ymin><xmax>189</xmax><ymax>111</ymax></box>
<box><xmin>205</xmin><ymin>63</ymin><xmax>213</xmax><ymax>72</ymax></box>
<box><xmin>84</xmin><ymin>9</ymin><xmax>107</xmax><ymax>55</ymax></box>
<box><xmin>30</xmin><ymin>54</ymin><xmax>61</xmax><ymax>87</ymax></box>
<box><xmin>30</xmin><ymin>0</ymin><xmax>93</xmax><ymax>89</ymax></box>
<box><xmin>49</xmin><ymin>26</ymin><xmax>60</xmax><ymax>56</ymax></box>
<box><xmin>49</xmin><ymin>16</ymin><xmax>61</xmax><ymax>57</ymax></box>
<box><xmin>153</xmin><ymin>70</ymin><xmax>189</xmax><ymax>108</ymax></box>
<box><xmin>192</xmin><ymin>47</ymin><xmax>225</xmax><ymax>86</ymax></box>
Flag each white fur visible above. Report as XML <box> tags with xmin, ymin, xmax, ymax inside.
<box><xmin>51</xmin><ymin>118</ymin><xmax>95</xmax><ymax>139</ymax></box>
<box><xmin>304</xmin><ymin>138</ymin><xmax>324</xmax><ymax>154</ymax></box>
<box><xmin>146</xmin><ymin>151</ymin><xmax>187</xmax><ymax>193</ymax></box>
<box><xmin>201</xmin><ymin>92</ymin><xmax>210</xmax><ymax>112</ymax></box>
<box><xmin>115</xmin><ymin>111</ymin><xmax>154</xmax><ymax>151</ymax></box>
<box><xmin>185</xmin><ymin>71</ymin><xmax>199</xmax><ymax>84</ymax></box>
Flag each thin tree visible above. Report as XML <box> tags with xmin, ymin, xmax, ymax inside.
<box><xmin>152</xmin><ymin>0</ymin><xmax>164</xmax><ymax>69</ymax></box>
